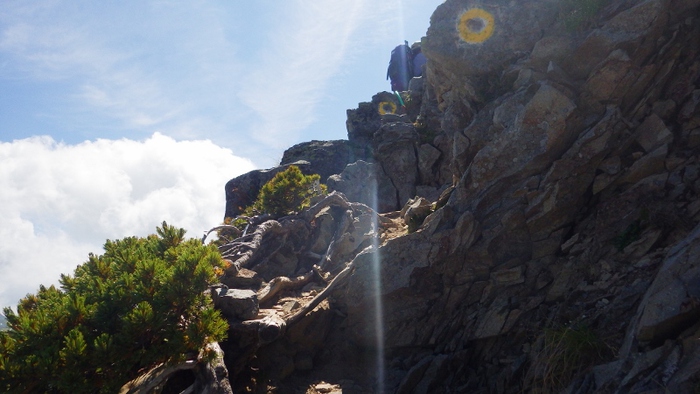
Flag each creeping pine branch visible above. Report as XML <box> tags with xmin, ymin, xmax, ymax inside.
<box><xmin>119</xmin><ymin>361</ymin><xmax>197</xmax><ymax>394</ymax></box>
<box><xmin>257</xmin><ymin>267</ymin><xmax>324</xmax><ymax>306</ymax></box>
<box><xmin>119</xmin><ymin>343</ymin><xmax>229</xmax><ymax>394</ymax></box>
<box><xmin>202</xmin><ymin>214</ymin><xmax>274</xmax><ymax>244</ymax></box>
<box><xmin>201</xmin><ymin>225</ymin><xmax>242</xmax><ymax>244</ymax></box>
<box><xmin>219</xmin><ymin>220</ymin><xmax>284</xmax><ymax>267</ymax></box>
<box><xmin>285</xmin><ymin>263</ymin><xmax>353</xmax><ymax>327</ymax></box>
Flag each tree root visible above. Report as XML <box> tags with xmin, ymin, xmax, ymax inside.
<box><xmin>119</xmin><ymin>361</ymin><xmax>197</xmax><ymax>394</ymax></box>
<box><xmin>257</xmin><ymin>268</ymin><xmax>322</xmax><ymax>306</ymax></box>
<box><xmin>285</xmin><ymin>263</ymin><xmax>353</xmax><ymax>327</ymax></box>
<box><xmin>119</xmin><ymin>342</ymin><xmax>231</xmax><ymax>394</ymax></box>
<box><xmin>201</xmin><ymin>225</ymin><xmax>242</xmax><ymax>244</ymax></box>
<box><xmin>219</xmin><ymin>220</ymin><xmax>283</xmax><ymax>268</ymax></box>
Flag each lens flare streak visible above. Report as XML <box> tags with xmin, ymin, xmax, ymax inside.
<box><xmin>370</xmin><ymin>177</ymin><xmax>385</xmax><ymax>393</ymax></box>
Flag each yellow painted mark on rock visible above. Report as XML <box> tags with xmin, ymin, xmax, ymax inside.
<box><xmin>458</xmin><ymin>8</ymin><xmax>495</xmax><ymax>44</ymax></box>
<box><xmin>378</xmin><ymin>101</ymin><xmax>397</xmax><ymax>115</ymax></box>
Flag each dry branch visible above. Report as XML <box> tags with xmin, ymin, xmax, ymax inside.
<box><xmin>285</xmin><ymin>263</ymin><xmax>353</xmax><ymax>327</ymax></box>
<box><xmin>219</xmin><ymin>220</ymin><xmax>283</xmax><ymax>267</ymax></box>
<box><xmin>119</xmin><ymin>361</ymin><xmax>197</xmax><ymax>394</ymax></box>
<box><xmin>257</xmin><ymin>269</ymin><xmax>321</xmax><ymax>305</ymax></box>
<box><xmin>201</xmin><ymin>225</ymin><xmax>242</xmax><ymax>244</ymax></box>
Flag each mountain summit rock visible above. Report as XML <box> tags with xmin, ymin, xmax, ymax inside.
<box><xmin>132</xmin><ymin>0</ymin><xmax>700</xmax><ymax>391</ymax></box>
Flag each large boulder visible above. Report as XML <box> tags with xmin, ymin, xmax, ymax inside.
<box><xmin>212</xmin><ymin>286</ymin><xmax>259</xmax><ymax>321</ymax></box>
<box><xmin>423</xmin><ymin>0</ymin><xmax>560</xmax><ymax>103</ymax></box>
<box><xmin>346</xmin><ymin>91</ymin><xmax>403</xmax><ymax>146</ymax></box>
<box><xmin>327</xmin><ymin>161</ymin><xmax>397</xmax><ymax>212</ymax></box>
<box><xmin>373</xmin><ymin>121</ymin><xmax>421</xmax><ymax>207</ymax></box>
<box><xmin>279</xmin><ymin>140</ymin><xmax>359</xmax><ymax>181</ymax></box>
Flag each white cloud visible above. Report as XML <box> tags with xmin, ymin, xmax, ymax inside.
<box><xmin>0</xmin><ymin>133</ymin><xmax>255</xmax><ymax>309</ymax></box>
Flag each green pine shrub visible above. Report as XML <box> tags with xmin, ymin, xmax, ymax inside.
<box><xmin>249</xmin><ymin>165</ymin><xmax>326</xmax><ymax>217</ymax></box>
<box><xmin>0</xmin><ymin>222</ymin><xmax>228</xmax><ymax>394</ymax></box>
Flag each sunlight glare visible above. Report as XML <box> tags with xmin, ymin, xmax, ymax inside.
<box><xmin>370</xmin><ymin>177</ymin><xmax>386</xmax><ymax>393</ymax></box>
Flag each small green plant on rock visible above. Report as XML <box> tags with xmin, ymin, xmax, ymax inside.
<box><xmin>249</xmin><ymin>165</ymin><xmax>326</xmax><ymax>217</ymax></box>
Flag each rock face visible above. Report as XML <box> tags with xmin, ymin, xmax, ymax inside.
<box><xmin>326</xmin><ymin>160</ymin><xmax>397</xmax><ymax>212</ymax></box>
<box><xmin>215</xmin><ymin>0</ymin><xmax>700</xmax><ymax>392</ymax></box>
<box><xmin>279</xmin><ymin>140</ymin><xmax>359</xmax><ymax>181</ymax></box>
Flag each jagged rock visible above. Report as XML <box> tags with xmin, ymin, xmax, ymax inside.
<box><xmin>652</xmin><ymin>98</ymin><xmax>678</xmax><ymax>119</ymax></box>
<box><xmin>220</xmin><ymin>267</ymin><xmax>261</xmax><ymax>290</ymax></box>
<box><xmin>217</xmin><ymin>1</ymin><xmax>700</xmax><ymax>391</ymax></box>
<box><xmin>628</xmin><ymin>223</ymin><xmax>700</xmax><ymax>346</ymax></box>
<box><xmin>599</xmin><ymin>155</ymin><xmax>622</xmax><ymax>175</ymax></box>
<box><xmin>380</xmin><ymin>113</ymin><xmax>411</xmax><ymax>124</ymax></box>
<box><xmin>417</xmin><ymin>143</ymin><xmax>442</xmax><ymax>185</ymax></box>
<box><xmin>346</xmin><ymin>91</ymin><xmax>401</xmax><ymax>146</ymax></box>
<box><xmin>528</xmin><ymin>36</ymin><xmax>574</xmax><ymax>72</ymax></box>
<box><xmin>580</xmin><ymin>49</ymin><xmax>633</xmax><ymax>114</ymax></box>
<box><xmin>622</xmin><ymin>227</ymin><xmax>663</xmax><ymax>258</ymax></box>
<box><xmin>490</xmin><ymin>266</ymin><xmax>525</xmax><ymax>287</ymax></box>
<box><xmin>431</xmin><ymin>132</ymin><xmax>454</xmax><ymax>185</ymax></box>
<box><xmin>546</xmin><ymin>61</ymin><xmax>576</xmax><ymax>88</ymax></box>
<box><xmin>400</xmin><ymin>354</ymin><xmax>449</xmax><ymax>394</ymax></box>
<box><xmin>212</xmin><ymin>287</ymin><xmax>259</xmax><ymax>321</ymax></box>
<box><xmin>252</xmin><ymin>246</ymin><xmax>299</xmax><ymax>279</ymax></box>
<box><xmin>408</xmin><ymin>75</ymin><xmax>425</xmax><ymax>95</ymax></box>
<box><xmin>373</xmin><ymin>121</ymin><xmax>421</xmax><ymax>207</ymax></box>
<box><xmin>618</xmin><ymin>144</ymin><xmax>669</xmax><ymax>185</ymax></box>
<box><xmin>680</xmin><ymin>89</ymin><xmax>700</xmax><ymax>120</ymax></box>
<box><xmin>308</xmin><ymin>207</ymin><xmax>336</xmax><ymax>255</ymax></box>
<box><xmin>452</xmin><ymin>82</ymin><xmax>578</xmax><ymax>214</ymax></box>
<box><xmin>636</xmin><ymin>113</ymin><xmax>674</xmax><ymax>152</ymax></box>
<box><xmin>526</xmin><ymin>107</ymin><xmax>625</xmax><ymax>240</ymax></box>
<box><xmin>423</xmin><ymin>0</ymin><xmax>560</xmax><ymax>96</ymax></box>
<box><xmin>279</xmin><ymin>140</ymin><xmax>361</xmax><ymax>181</ymax></box>
<box><xmin>326</xmin><ymin>160</ymin><xmax>397</xmax><ymax>212</ymax></box>
<box><xmin>565</xmin><ymin>0</ymin><xmax>669</xmax><ymax>79</ymax></box>
<box><xmin>343</xmin><ymin>231</ymin><xmax>435</xmax><ymax>347</ymax></box>
<box><xmin>324</xmin><ymin>207</ymin><xmax>379</xmax><ymax>269</ymax></box>
<box><xmin>401</xmin><ymin>197</ymin><xmax>432</xmax><ymax>232</ymax></box>
<box><xmin>396</xmin><ymin>356</ymin><xmax>433</xmax><ymax>394</ymax></box>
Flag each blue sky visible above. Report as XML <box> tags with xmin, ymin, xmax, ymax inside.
<box><xmin>0</xmin><ymin>1</ymin><xmax>443</xmax><ymax>309</ymax></box>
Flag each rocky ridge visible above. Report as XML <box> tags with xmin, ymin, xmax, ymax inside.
<box><xmin>147</xmin><ymin>0</ymin><xmax>700</xmax><ymax>392</ymax></box>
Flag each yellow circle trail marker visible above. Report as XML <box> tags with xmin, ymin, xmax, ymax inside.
<box><xmin>378</xmin><ymin>101</ymin><xmax>397</xmax><ymax>115</ymax></box>
<box><xmin>458</xmin><ymin>8</ymin><xmax>495</xmax><ymax>44</ymax></box>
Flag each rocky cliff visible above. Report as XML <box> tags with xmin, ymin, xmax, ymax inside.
<box><xmin>212</xmin><ymin>0</ymin><xmax>700</xmax><ymax>392</ymax></box>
